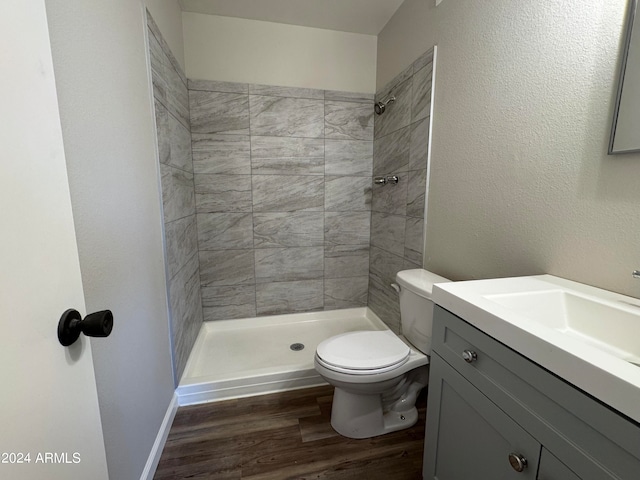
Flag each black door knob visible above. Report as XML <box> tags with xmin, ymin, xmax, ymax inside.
<box><xmin>58</xmin><ymin>309</ymin><xmax>113</xmax><ymax>346</ymax></box>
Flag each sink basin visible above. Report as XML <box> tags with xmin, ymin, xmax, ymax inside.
<box><xmin>432</xmin><ymin>275</ymin><xmax>640</xmax><ymax>423</ymax></box>
<box><xmin>484</xmin><ymin>290</ymin><xmax>640</xmax><ymax>366</ymax></box>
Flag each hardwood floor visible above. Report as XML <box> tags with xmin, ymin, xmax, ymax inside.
<box><xmin>154</xmin><ymin>385</ymin><xmax>427</xmax><ymax>479</ymax></box>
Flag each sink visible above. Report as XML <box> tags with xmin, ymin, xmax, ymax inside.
<box><xmin>431</xmin><ymin>275</ymin><xmax>640</xmax><ymax>424</ymax></box>
<box><xmin>484</xmin><ymin>289</ymin><xmax>640</xmax><ymax>366</ymax></box>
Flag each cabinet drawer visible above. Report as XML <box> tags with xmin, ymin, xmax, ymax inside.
<box><xmin>432</xmin><ymin>305</ymin><xmax>640</xmax><ymax>480</ymax></box>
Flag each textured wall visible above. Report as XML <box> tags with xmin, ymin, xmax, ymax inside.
<box><xmin>379</xmin><ymin>0</ymin><xmax>640</xmax><ymax>298</ymax></box>
<box><xmin>188</xmin><ymin>80</ymin><xmax>374</xmax><ymax>319</ymax></box>
<box><xmin>368</xmin><ymin>49</ymin><xmax>434</xmax><ymax>333</ymax></box>
<box><xmin>182</xmin><ymin>12</ymin><xmax>377</xmax><ymax>93</ymax></box>
<box><xmin>148</xmin><ymin>13</ymin><xmax>203</xmax><ymax>382</ymax></box>
<box><xmin>46</xmin><ymin>1</ymin><xmax>176</xmax><ymax>479</ymax></box>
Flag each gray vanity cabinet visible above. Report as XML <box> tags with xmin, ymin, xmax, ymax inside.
<box><xmin>423</xmin><ymin>306</ymin><xmax>640</xmax><ymax>480</ymax></box>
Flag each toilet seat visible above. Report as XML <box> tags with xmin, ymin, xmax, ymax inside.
<box><xmin>316</xmin><ymin>330</ymin><xmax>410</xmax><ymax>375</ymax></box>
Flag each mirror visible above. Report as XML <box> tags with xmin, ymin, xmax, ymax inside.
<box><xmin>610</xmin><ymin>0</ymin><xmax>640</xmax><ymax>154</ymax></box>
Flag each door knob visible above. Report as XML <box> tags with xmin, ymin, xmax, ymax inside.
<box><xmin>57</xmin><ymin>309</ymin><xmax>113</xmax><ymax>346</ymax></box>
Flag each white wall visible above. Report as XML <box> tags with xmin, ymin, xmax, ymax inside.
<box><xmin>46</xmin><ymin>1</ymin><xmax>176</xmax><ymax>479</ymax></box>
<box><xmin>182</xmin><ymin>12</ymin><xmax>377</xmax><ymax>93</ymax></box>
<box><xmin>378</xmin><ymin>0</ymin><xmax>640</xmax><ymax>298</ymax></box>
<box><xmin>145</xmin><ymin>0</ymin><xmax>186</xmax><ymax>70</ymax></box>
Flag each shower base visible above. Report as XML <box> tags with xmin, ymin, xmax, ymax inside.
<box><xmin>177</xmin><ymin>307</ymin><xmax>388</xmax><ymax>405</ymax></box>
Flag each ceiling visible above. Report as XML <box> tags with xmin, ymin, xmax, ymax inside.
<box><xmin>178</xmin><ymin>0</ymin><xmax>406</xmax><ymax>35</ymax></box>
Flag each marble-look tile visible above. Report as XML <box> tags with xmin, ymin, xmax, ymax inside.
<box><xmin>409</xmin><ymin>118</ymin><xmax>429</xmax><ymax>171</ymax></box>
<box><xmin>249</xmin><ymin>84</ymin><xmax>324</xmax><ymax>99</ymax></box>
<box><xmin>201</xmin><ymin>285</ymin><xmax>256</xmax><ymax>321</ymax></box>
<box><xmin>252</xmin><ymin>175</ymin><xmax>324</xmax><ymax>212</ymax></box>
<box><xmin>373</xmin><ymin>125</ymin><xmax>411</xmax><ymax>175</ymax></box>
<box><xmin>160</xmin><ymin>164</ymin><xmax>195</xmax><ymax>223</ymax></box>
<box><xmin>325</xmin><ymin>212</ymin><xmax>371</xmax><ymax>246</ymax></box>
<box><xmin>325</xmin><ymin>176</ymin><xmax>372</xmax><ymax>212</ymax></box>
<box><xmin>324</xmin><ymin>276</ymin><xmax>368</xmax><ymax>310</ymax></box>
<box><xmin>253</xmin><ymin>212</ymin><xmax>324</xmax><ymax>248</ymax></box>
<box><xmin>377</xmin><ymin>64</ymin><xmax>414</xmax><ymax>103</ymax></box>
<box><xmin>371</xmin><ymin>212</ymin><xmax>406</xmax><ymax>256</ymax></box>
<box><xmin>413</xmin><ymin>48</ymin><xmax>435</xmax><ymax>74</ymax></box>
<box><xmin>254</xmin><ymin>247</ymin><xmax>324</xmax><ymax>283</ymax></box>
<box><xmin>199</xmin><ymin>249</ymin><xmax>255</xmax><ymax>286</ymax></box>
<box><xmin>191</xmin><ymin>133</ymin><xmax>251</xmax><ymax>175</ymax></box>
<box><xmin>324</xmin><ymin>245</ymin><xmax>370</xmax><ymax>279</ymax></box>
<box><xmin>324</xmin><ymin>140</ymin><xmax>372</xmax><ymax>176</ymax></box>
<box><xmin>325</xmin><ymin>90</ymin><xmax>374</xmax><ymax>104</ymax></box>
<box><xmin>166</xmin><ymin>110</ymin><xmax>193</xmax><ymax>172</ymax></box>
<box><xmin>165</xmin><ymin>214</ymin><xmax>198</xmax><ymax>280</ymax></box>
<box><xmin>251</xmin><ymin>136</ymin><xmax>324</xmax><ymax>175</ymax></box>
<box><xmin>256</xmin><ymin>280</ymin><xmax>324</xmax><ymax>315</ymax></box>
<box><xmin>368</xmin><ymin>275</ymin><xmax>401</xmax><ymax>333</ymax></box>
<box><xmin>374</xmin><ymin>76</ymin><xmax>412</xmax><ymax>139</ymax></box>
<box><xmin>249</xmin><ymin>96</ymin><xmax>324</xmax><ymax>138</ymax></box>
<box><xmin>147</xmin><ymin>12</ymin><xmax>186</xmax><ymax>86</ymax></box>
<box><xmin>403</xmin><ymin>258</ymin><xmax>422</xmax><ymax>270</ymax></box>
<box><xmin>411</xmin><ymin>62</ymin><xmax>433</xmax><ymax>123</ymax></box>
<box><xmin>369</xmin><ymin>246</ymin><xmax>405</xmax><ymax>287</ymax></box>
<box><xmin>404</xmin><ymin>217</ymin><xmax>425</xmax><ymax>265</ymax></box>
<box><xmin>195</xmin><ymin>174</ymin><xmax>252</xmax><ymax>213</ymax></box>
<box><xmin>406</xmin><ymin>169</ymin><xmax>427</xmax><ymax>218</ymax></box>
<box><xmin>371</xmin><ymin>173</ymin><xmax>408</xmax><ymax>215</ymax></box>
<box><xmin>155</xmin><ymin>99</ymin><xmax>170</xmax><ymax>165</ymax></box>
<box><xmin>188</xmin><ymin>79</ymin><xmax>248</xmax><ymax>94</ymax></box>
<box><xmin>155</xmin><ymin>99</ymin><xmax>192</xmax><ymax>171</ymax></box>
<box><xmin>325</xmin><ymin>101</ymin><xmax>374</xmax><ymax>141</ymax></box>
<box><xmin>196</xmin><ymin>213</ymin><xmax>254</xmax><ymax>250</ymax></box>
<box><xmin>189</xmin><ymin>90</ymin><xmax>249</xmax><ymax>135</ymax></box>
<box><xmin>168</xmin><ymin>253</ymin><xmax>203</xmax><ymax>378</ymax></box>
<box><xmin>149</xmin><ymin>30</ymin><xmax>189</xmax><ymax>128</ymax></box>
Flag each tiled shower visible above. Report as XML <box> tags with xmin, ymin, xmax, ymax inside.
<box><xmin>148</xmin><ymin>11</ymin><xmax>434</xmax><ymax>381</ymax></box>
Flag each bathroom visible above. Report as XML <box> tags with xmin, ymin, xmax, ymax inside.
<box><xmin>3</xmin><ymin>0</ymin><xmax>640</xmax><ymax>479</ymax></box>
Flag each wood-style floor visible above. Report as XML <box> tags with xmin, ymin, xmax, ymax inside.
<box><xmin>154</xmin><ymin>385</ymin><xmax>427</xmax><ymax>479</ymax></box>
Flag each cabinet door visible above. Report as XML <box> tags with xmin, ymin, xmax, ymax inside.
<box><xmin>424</xmin><ymin>353</ymin><xmax>541</xmax><ymax>479</ymax></box>
<box><xmin>537</xmin><ymin>448</ymin><xmax>581</xmax><ymax>480</ymax></box>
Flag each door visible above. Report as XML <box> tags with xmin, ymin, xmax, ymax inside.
<box><xmin>0</xmin><ymin>1</ymin><xmax>109</xmax><ymax>479</ymax></box>
<box><xmin>424</xmin><ymin>353</ymin><xmax>541</xmax><ymax>479</ymax></box>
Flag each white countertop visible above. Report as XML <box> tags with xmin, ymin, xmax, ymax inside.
<box><xmin>432</xmin><ymin>275</ymin><xmax>640</xmax><ymax>424</ymax></box>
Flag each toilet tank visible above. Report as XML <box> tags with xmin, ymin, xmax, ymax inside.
<box><xmin>396</xmin><ymin>269</ymin><xmax>450</xmax><ymax>355</ymax></box>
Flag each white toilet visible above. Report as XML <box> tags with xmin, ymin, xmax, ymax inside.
<box><xmin>314</xmin><ymin>269</ymin><xmax>450</xmax><ymax>439</ymax></box>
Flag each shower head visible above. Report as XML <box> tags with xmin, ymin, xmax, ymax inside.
<box><xmin>374</xmin><ymin>95</ymin><xmax>396</xmax><ymax>115</ymax></box>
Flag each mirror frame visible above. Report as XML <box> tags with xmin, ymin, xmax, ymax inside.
<box><xmin>609</xmin><ymin>0</ymin><xmax>640</xmax><ymax>154</ymax></box>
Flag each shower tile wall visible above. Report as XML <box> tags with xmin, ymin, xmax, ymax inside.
<box><xmin>148</xmin><ymin>12</ymin><xmax>203</xmax><ymax>382</ymax></box>
<box><xmin>188</xmin><ymin>81</ymin><xmax>374</xmax><ymax>320</ymax></box>
<box><xmin>368</xmin><ymin>48</ymin><xmax>434</xmax><ymax>333</ymax></box>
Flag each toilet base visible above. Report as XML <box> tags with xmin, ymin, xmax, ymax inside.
<box><xmin>330</xmin><ymin>387</ymin><xmax>420</xmax><ymax>439</ymax></box>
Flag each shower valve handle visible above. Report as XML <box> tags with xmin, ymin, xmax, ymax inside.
<box><xmin>374</xmin><ymin>175</ymin><xmax>399</xmax><ymax>185</ymax></box>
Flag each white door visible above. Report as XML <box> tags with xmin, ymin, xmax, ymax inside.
<box><xmin>0</xmin><ymin>1</ymin><xmax>109</xmax><ymax>479</ymax></box>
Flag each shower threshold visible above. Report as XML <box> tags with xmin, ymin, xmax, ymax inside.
<box><xmin>176</xmin><ymin>307</ymin><xmax>388</xmax><ymax>405</ymax></box>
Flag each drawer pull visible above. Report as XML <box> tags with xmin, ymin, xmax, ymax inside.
<box><xmin>508</xmin><ymin>452</ymin><xmax>528</xmax><ymax>472</ymax></box>
<box><xmin>462</xmin><ymin>350</ymin><xmax>478</xmax><ymax>363</ymax></box>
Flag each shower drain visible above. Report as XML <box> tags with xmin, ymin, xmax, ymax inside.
<box><xmin>290</xmin><ymin>343</ymin><xmax>305</xmax><ymax>351</ymax></box>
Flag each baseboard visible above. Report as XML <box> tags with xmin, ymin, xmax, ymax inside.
<box><xmin>139</xmin><ymin>391</ymin><xmax>179</xmax><ymax>480</ymax></box>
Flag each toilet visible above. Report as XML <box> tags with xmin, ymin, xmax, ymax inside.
<box><xmin>314</xmin><ymin>269</ymin><xmax>450</xmax><ymax>439</ymax></box>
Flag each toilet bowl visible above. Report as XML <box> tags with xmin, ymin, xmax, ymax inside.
<box><xmin>314</xmin><ymin>269</ymin><xmax>450</xmax><ymax>439</ymax></box>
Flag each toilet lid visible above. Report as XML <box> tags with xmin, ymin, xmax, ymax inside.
<box><xmin>316</xmin><ymin>330</ymin><xmax>410</xmax><ymax>370</ymax></box>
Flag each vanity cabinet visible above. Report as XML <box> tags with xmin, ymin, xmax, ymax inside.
<box><xmin>423</xmin><ymin>306</ymin><xmax>640</xmax><ymax>480</ymax></box>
